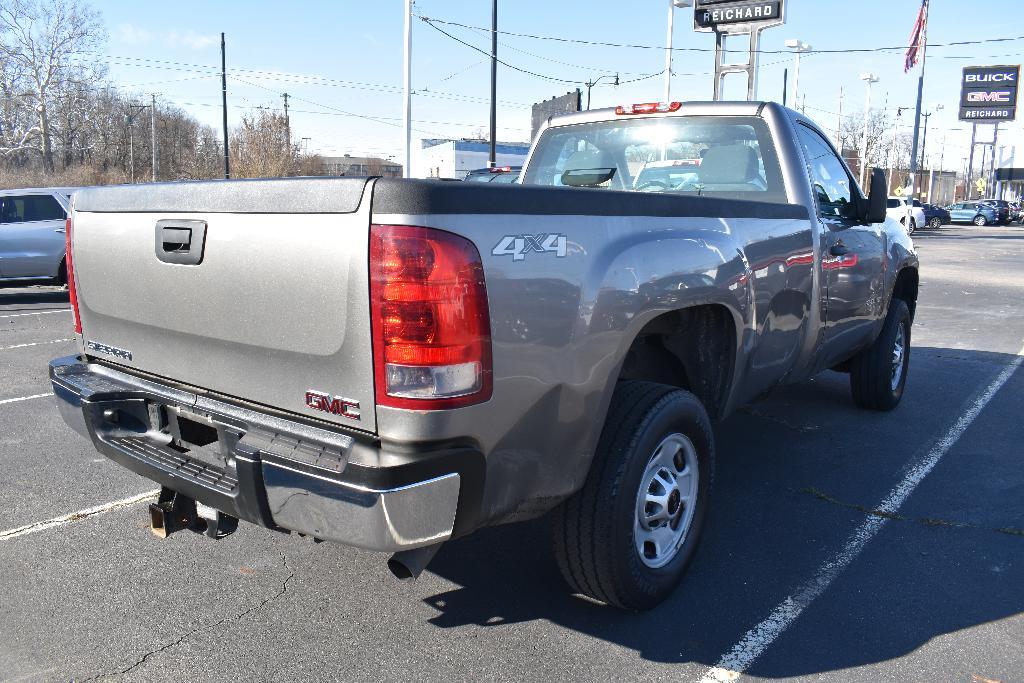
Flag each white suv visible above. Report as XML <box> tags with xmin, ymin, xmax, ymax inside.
<box><xmin>885</xmin><ymin>197</ymin><xmax>926</xmax><ymax>235</ymax></box>
<box><xmin>0</xmin><ymin>187</ymin><xmax>76</xmax><ymax>285</ymax></box>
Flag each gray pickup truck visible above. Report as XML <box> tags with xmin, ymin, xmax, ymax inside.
<box><xmin>50</xmin><ymin>101</ymin><xmax>918</xmax><ymax>610</ymax></box>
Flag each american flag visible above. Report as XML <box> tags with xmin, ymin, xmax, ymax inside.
<box><xmin>905</xmin><ymin>0</ymin><xmax>929</xmax><ymax>72</ymax></box>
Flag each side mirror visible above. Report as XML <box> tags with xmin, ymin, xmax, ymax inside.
<box><xmin>862</xmin><ymin>168</ymin><xmax>888</xmax><ymax>223</ymax></box>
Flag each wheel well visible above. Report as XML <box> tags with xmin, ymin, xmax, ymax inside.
<box><xmin>617</xmin><ymin>305</ymin><xmax>736</xmax><ymax>419</ymax></box>
<box><xmin>57</xmin><ymin>258</ymin><xmax>67</xmax><ymax>285</ymax></box>
<box><xmin>891</xmin><ymin>267</ymin><xmax>919</xmax><ymax>322</ymax></box>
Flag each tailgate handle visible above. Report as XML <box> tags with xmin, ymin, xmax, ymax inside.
<box><xmin>156</xmin><ymin>219</ymin><xmax>207</xmax><ymax>265</ymax></box>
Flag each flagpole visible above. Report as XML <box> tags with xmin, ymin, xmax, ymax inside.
<box><xmin>907</xmin><ymin>0</ymin><xmax>929</xmax><ymax>199</ymax></box>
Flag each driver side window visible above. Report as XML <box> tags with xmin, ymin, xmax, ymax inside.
<box><xmin>796</xmin><ymin>125</ymin><xmax>855</xmax><ymax>219</ymax></box>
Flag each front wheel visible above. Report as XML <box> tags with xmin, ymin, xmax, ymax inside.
<box><xmin>974</xmin><ymin>215</ymin><xmax>988</xmax><ymax>226</ymax></box>
<box><xmin>929</xmin><ymin>217</ymin><xmax>942</xmax><ymax>229</ymax></box>
<box><xmin>850</xmin><ymin>298</ymin><xmax>911</xmax><ymax>411</ymax></box>
<box><xmin>552</xmin><ymin>380</ymin><xmax>714</xmax><ymax>610</ymax></box>
<box><xmin>907</xmin><ymin>218</ymin><xmax>917</xmax><ymax>234</ymax></box>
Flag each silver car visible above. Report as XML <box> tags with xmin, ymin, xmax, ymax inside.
<box><xmin>0</xmin><ymin>187</ymin><xmax>76</xmax><ymax>284</ymax></box>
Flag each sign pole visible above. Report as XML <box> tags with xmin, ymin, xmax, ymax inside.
<box><xmin>966</xmin><ymin>123</ymin><xmax>977</xmax><ymax>199</ymax></box>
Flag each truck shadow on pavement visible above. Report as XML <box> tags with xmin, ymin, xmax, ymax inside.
<box><xmin>419</xmin><ymin>345</ymin><xmax>1024</xmax><ymax>676</ymax></box>
<box><xmin>0</xmin><ymin>287</ymin><xmax>69</xmax><ymax>311</ymax></box>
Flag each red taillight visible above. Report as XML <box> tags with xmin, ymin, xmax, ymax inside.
<box><xmin>65</xmin><ymin>217</ymin><xmax>82</xmax><ymax>335</ymax></box>
<box><xmin>370</xmin><ymin>225</ymin><xmax>492</xmax><ymax>410</ymax></box>
<box><xmin>615</xmin><ymin>101</ymin><xmax>683</xmax><ymax>115</ymax></box>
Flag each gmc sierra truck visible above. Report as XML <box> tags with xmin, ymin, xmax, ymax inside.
<box><xmin>50</xmin><ymin>101</ymin><xmax>918</xmax><ymax>610</ymax></box>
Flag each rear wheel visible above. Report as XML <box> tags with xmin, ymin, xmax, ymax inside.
<box><xmin>552</xmin><ymin>380</ymin><xmax>714</xmax><ymax>610</ymax></box>
<box><xmin>974</xmin><ymin>215</ymin><xmax>988</xmax><ymax>226</ymax></box>
<box><xmin>907</xmin><ymin>218</ymin><xmax>917</xmax><ymax>234</ymax></box>
<box><xmin>928</xmin><ymin>216</ymin><xmax>942</xmax><ymax>229</ymax></box>
<box><xmin>850</xmin><ymin>298</ymin><xmax>911</xmax><ymax>411</ymax></box>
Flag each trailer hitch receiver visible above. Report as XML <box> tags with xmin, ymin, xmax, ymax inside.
<box><xmin>149</xmin><ymin>487</ymin><xmax>238</xmax><ymax>539</ymax></box>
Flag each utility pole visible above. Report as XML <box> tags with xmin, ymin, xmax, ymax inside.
<box><xmin>859</xmin><ymin>73</ymin><xmax>878</xmax><ymax>190</ymax></box>
<box><xmin>221</xmin><ymin>32</ymin><xmax>230</xmax><ymax>179</ymax></box>
<box><xmin>150</xmin><ymin>94</ymin><xmax>158</xmax><ymax>182</ymax></box>
<box><xmin>402</xmin><ymin>0</ymin><xmax>412</xmax><ymax>178</ymax></box>
<box><xmin>125</xmin><ymin>102</ymin><xmax>149</xmax><ymax>184</ymax></box>
<box><xmin>282</xmin><ymin>92</ymin><xmax>290</xmax><ymax>150</ymax></box>
<box><xmin>488</xmin><ymin>0</ymin><xmax>497</xmax><ymax>167</ymax></box>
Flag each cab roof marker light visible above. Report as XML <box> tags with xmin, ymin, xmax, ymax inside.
<box><xmin>615</xmin><ymin>102</ymin><xmax>683</xmax><ymax>115</ymax></box>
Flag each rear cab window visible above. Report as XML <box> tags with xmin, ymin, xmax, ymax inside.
<box><xmin>521</xmin><ymin>115</ymin><xmax>788</xmax><ymax>204</ymax></box>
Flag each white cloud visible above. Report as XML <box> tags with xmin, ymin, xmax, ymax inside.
<box><xmin>116</xmin><ymin>23</ymin><xmax>153</xmax><ymax>45</ymax></box>
<box><xmin>170</xmin><ymin>30</ymin><xmax>219</xmax><ymax>51</ymax></box>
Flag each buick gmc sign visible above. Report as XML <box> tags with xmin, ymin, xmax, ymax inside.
<box><xmin>959</xmin><ymin>65</ymin><xmax>1020</xmax><ymax>122</ymax></box>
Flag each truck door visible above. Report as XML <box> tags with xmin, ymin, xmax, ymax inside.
<box><xmin>795</xmin><ymin>125</ymin><xmax>886</xmax><ymax>368</ymax></box>
<box><xmin>0</xmin><ymin>193</ymin><xmax>68</xmax><ymax>279</ymax></box>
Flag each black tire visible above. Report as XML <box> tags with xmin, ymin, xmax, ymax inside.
<box><xmin>552</xmin><ymin>380</ymin><xmax>714</xmax><ymax>610</ymax></box>
<box><xmin>850</xmin><ymin>298</ymin><xmax>911</xmax><ymax>411</ymax></box>
<box><xmin>929</xmin><ymin>217</ymin><xmax>942</xmax><ymax>229</ymax></box>
<box><xmin>907</xmin><ymin>218</ymin><xmax>917</xmax><ymax>234</ymax></box>
<box><xmin>974</xmin><ymin>215</ymin><xmax>987</xmax><ymax>226</ymax></box>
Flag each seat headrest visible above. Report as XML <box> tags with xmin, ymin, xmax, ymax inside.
<box><xmin>698</xmin><ymin>145</ymin><xmax>760</xmax><ymax>185</ymax></box>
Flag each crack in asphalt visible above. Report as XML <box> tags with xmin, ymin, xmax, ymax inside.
<box><xmin>800</xmin><ymin>487</ymin><xmax>1024</xmax><ymax>538</ymax></box>
<box><xmin>86</xmin><ymin>554</ymin><xmax>297</xmax><ymax>681</ymax></box>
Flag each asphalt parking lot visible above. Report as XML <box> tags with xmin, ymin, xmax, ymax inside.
<box><xmin>1</xmin><ymin>223</ymin><xmax>1022</xmax><ymax>683</ymax></box>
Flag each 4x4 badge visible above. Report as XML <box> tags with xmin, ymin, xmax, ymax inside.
<box><xmin>492</xmin><ymin>233</ymin><xmax>567</xmax><ymax>261</ymax></box>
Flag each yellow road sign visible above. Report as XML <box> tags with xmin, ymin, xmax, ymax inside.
<box><xmin>976</xmin><ymin>178</ymin><xmax>987</xmax><ymax>192</ymax></box>
<box><xmin>894</xmin><ymin>186</ymin><xmax>904</xmax><ymax>197</ymax></box>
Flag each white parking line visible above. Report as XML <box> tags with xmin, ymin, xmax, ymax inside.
<box><xmin>0</xmin><ymin>309</ymin><xmax>70</xmax><ymax>319</ymax></box>
<box><xmin>697</xmin><ymin>341</ymin><xmax>1024</xmax><ymax>683</ymax></box>
<box><xmin>0</xmin><ymin>393</ymin><xmax>52</xmax><ymax>406</ymax></box>
<box><xmin>0</xmin><ymin>491</ymin><xmax>160</xmax><ymax>541</ymax></box>
<box><xmin>0</xmin><ymin>338</ymin><xmax>73</xmax><ymax>351</ymax></box>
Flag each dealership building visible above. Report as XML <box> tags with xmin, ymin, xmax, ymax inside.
<box><xmin>412</xmin><ymin>139</ymin><xmax>530</xmax><ymax>179</ymax></box>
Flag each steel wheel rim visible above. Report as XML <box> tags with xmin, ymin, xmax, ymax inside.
<box><xmin>634</xmin><ymin>433</ymin><xmax>699</xmax><ymax>569</ymax></box>
<box><xmin>891</xmin><ymin>320</ymin><xmax>907</xmax><ymax>391</ymax></box>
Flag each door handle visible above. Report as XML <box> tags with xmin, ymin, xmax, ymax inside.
<box><xmin>830</xmin><ymin>243</ymin><xmax>849</xmax><ymax>256</ymax></box>
<box><xmin>54</xmin><ymin>228</ymin><xmax>66</xmax><ymax>233</ymax></box>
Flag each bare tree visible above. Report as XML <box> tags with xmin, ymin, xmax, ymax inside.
<box><xmin>0</xmin><ymin>0</ymin><xmax>105</xmax><ymax>173</ymax></box>
<box><xmin>229</xmin><ymin>110</ymin><xmax>299</xmax><ymax>178</ymax></box>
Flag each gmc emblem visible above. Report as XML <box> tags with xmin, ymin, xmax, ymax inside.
<box><xmin>305</xmin><ymin>391</ymin><xmax>360</xmax><ymax>420</ymax></box>
<box><xmin>967</xmin><ymin>91</ymin><xmax>1012</xmax><ymax>103</ymax></box>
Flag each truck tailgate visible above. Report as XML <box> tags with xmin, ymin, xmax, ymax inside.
<box><xmin>71</xmin><ymin>177</ymin><xmax>377</xmax><ymax>432</ymax></box>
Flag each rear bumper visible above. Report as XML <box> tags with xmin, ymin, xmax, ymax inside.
<box><xmin>49</xmin><ymin>356</ymin><xmax>476</xmax><ymax>552</ymax></box>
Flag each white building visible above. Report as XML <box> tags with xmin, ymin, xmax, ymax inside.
<box><xmin>993</xmin><ymin>124</ymin><xmax>1024</xmax><ymax>200</ymax></box>
<box><xmin>412</xmin><ymin>139</ymin><xmax>530</xmax><ymax>179</ymax></box>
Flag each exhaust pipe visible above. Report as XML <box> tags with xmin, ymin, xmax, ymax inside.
<box><xmin>387</xmin><ymin>543</ymin><xmax>443</xmax><ymax>581</ymax></box>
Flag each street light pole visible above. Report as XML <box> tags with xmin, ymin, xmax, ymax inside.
<box><xmin>859</xmin><ymin>73</ymin><xmax>879</xmax><ymax>190</ymax></box>
<box><xmin>402</xmin><ymin>0</ymin><xmax>412</xmax><ymax>178</ymax></box>
<box><xmin>664</xmin><ymin>1</ymin><xmax>693</xmax><ymax>103</ymax></box>
<box><xmin>785</xmin><ymin>39</ymin><xmax>811</xmax><ymax>107</ymax></box>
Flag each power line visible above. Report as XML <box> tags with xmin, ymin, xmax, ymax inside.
<box><xmin>419</xmin><ymin>15</ymin><xmax>1024</xmax><ymax>55</ymax></box>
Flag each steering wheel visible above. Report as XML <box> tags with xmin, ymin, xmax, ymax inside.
<box><xmin>635</xmin><ymin>180</ymin><xmax>670</xmax><ymax>192</ymax></box>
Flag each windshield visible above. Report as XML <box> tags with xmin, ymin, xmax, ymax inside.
<box><xmin>521</xmin><ymin>115</ymin><xmax>787</xmax><ymax>203</ymax></box>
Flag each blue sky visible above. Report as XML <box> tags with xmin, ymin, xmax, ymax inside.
<box><xmin>93</xmin><ymin>0</ymin><xmax>1020</xmax><ymax>167</ymax></box>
